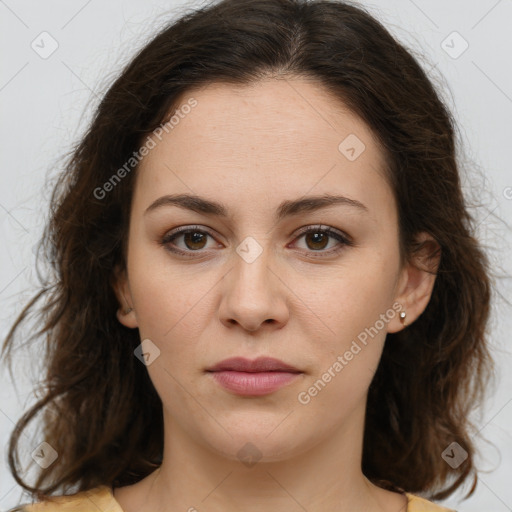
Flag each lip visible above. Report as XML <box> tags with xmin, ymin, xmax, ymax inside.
<box><xmin>206</xmin><ymin>357</ymin><xmax>303</xmax><ymax>396</ymax></box>
<box><xmin>206</xmin><ymin>356</ymin><xmax>301</xmax><ymax>373</ymax></box>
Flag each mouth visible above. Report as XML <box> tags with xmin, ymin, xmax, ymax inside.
<box><xmin>206</xmin><ymin>356</ymin><xmax>301</xmax><ymax>373</ymax></box>
<box><xmin>205</xmin><ymin>356</ymin><xmax>303</xmax><ymax>396</ymax></box>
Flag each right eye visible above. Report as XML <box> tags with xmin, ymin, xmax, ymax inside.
<box><xmin>160</xmin><ymin>225</ymin><xmax>221</xmax><ymax>256</ymax></box>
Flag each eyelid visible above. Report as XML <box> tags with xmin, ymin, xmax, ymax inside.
<box><xmin>293</xmin><ymin>224</ymin><xmax>352</xmax><ymax>243</ymax></box>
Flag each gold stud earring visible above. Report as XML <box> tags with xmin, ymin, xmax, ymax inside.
<box><xmin>399</xmin><ymin>310</ymin><xmax>407</xmax><ymax>326</ymax></box>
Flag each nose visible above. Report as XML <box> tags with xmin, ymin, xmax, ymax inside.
<box><xmin>218</xmin><ymin>246</ymin><xmax>290</xmax><ymax>332</ymax></box>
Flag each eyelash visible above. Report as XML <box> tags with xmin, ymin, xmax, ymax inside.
<box><xmin>160</xmin><ymin>224</ymin><xmax>353</xmax><ymax>259</ymax></box>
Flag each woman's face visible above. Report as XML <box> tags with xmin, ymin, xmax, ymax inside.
<box><xmin>115</xmin><ymin>78</ymin><xmax>420</xmax><ymax>463</ymax></box>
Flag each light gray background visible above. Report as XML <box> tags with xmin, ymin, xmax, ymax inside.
<box><xmin>1</xmin><ymin>1</ymin><xmax>511</xmax><ymax>510</ymax></box>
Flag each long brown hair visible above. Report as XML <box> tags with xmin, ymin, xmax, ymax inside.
<box><xmin>2</xmin><ymin>0</ymin><xmax>493</xmax><ymax>504</ymax></box>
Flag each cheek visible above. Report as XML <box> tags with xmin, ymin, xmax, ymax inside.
<box><xmin>128</xmin><ymin>259</ymin><xmax>212</xmax><ymax>421</ymax></box>
<box><xmin>128</xmin><ymin>239</ymin><xmax>214</xmax><ymax>337</ymax></box>
<box><xmin>301</xmin><ymin>256</ymin><xmax>398</xmax><ymax>338</ymax></box>
<box><xmin>132</xmin><ymin>277</ymin><xmax>210</xmax><ymax>378</ymax></box>
<box><xmin>295</xmin><ymin>285</ymin><xmax>390</xmax><ymax>424</ymax></box>
<box><xmin>295</xmin><ymin>255</ymin><xmax>398</xmax><ymax>395</ymax></box>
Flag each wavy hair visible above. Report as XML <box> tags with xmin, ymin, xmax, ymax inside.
<box><xmin>2</xmin><ymin>0</ymin><xmax>493</xmax><ymax>504</ymax></box>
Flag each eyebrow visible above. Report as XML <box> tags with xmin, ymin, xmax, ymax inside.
<box><xmin>144</xmin><ymin>193</ymin><xmax>368</xmax><ymax>220</ymax></box>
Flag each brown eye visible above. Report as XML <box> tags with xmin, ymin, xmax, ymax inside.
<box><xmin>292</xmin><ymin>225</ymin><xmax>353</xmax><ymax>257</ymax></box>
<box><xmin>182</xmin><ymin>231</ymin><xmax>208</xmax><ymax>250</ymax></box>
<box><xmin>304</xmin><ymin>231</ymin><xmax>329</xmax><ymax>251</ymax></box>
<box><xmin>161</xmin><ymin>226</ymin><xmax>218</xmax><ymax>256</ymax></box>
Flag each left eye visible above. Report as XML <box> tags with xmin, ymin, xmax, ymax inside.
<box><xmin>292</xmin><ymin>226</ymin><xmax>350</xmax><ymax>253</ymax></box>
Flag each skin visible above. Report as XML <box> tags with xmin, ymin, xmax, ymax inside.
<box><xmin>112</xmin><ymin>78</ymin><xmax>439</xmax><ymax>512</ymax></box>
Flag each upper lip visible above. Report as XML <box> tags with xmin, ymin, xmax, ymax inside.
<box><xmin>206</xmin><ymin>357</ymin><xmax>301</xmax><ymax>373</ymax></box>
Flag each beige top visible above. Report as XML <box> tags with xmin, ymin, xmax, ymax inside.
<box><xmin>13</xmin><ymin>484</ymin><xmax>457</xmax><ymax>512</ymax></box>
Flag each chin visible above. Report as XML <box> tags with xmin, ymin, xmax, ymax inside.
<box><xmin>199</xmin><ymin>426</ymin><xmax>318</xmax><ymax>466</ymax></box>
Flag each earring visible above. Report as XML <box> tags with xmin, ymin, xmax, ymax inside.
<box><xmin>399</xmin><ymin>310</ymin><xmax>407</xmax><ymax>327</ymax></box>
<box><xmin>123</xmin><ymin>307</ymin><xmax>133</xmax><ymax>315</ymax></box>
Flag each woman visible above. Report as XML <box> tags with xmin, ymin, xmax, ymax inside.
<box><xmin>2</xmin><ymin>0</ymin><xmax>493</xmax><ymax>510</ymax></box>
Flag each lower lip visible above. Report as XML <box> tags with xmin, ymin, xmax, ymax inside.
<box><xmin>209</xmin><ymin>371</ymin><xmax>301</xmax><ymax>396</ymax></box>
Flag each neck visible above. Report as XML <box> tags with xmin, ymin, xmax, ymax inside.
<box><xmin>115</xmin><ymin>402</ymin><xmax>406</xmax><ymax>512</ymax></box>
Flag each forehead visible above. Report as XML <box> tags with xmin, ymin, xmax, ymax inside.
<box><xmin>134</xmin><ymin>78</ymin><xmax>393</xmax><ymax>221</ymax></box>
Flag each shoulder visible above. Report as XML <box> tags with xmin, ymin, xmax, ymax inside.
<box><xmin>406</xmin><ymin>492</ymin><xmax>457</xmax><ymax>512</ymax></box>
<box><xmin>9</xmin><ymin>487</ymin><xmax>456</xmax><ymax>512</ymax></box>
<box><xmin>9</xmin><ymin>486</ymin><xmax>123</xmax><ymax>512</ymax></box>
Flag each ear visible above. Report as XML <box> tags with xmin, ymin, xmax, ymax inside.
<box><xmin>112</xmin><ymin>264</ymin><xmax>138</xmax><ymax>329</ymax></box>
<box><xmin>387</xmin><ymin>232</ymin><xmax>441</xmax><ymax>333</ymax></box>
